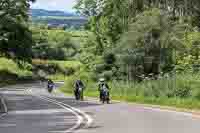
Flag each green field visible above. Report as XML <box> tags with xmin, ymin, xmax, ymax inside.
<box><xmin>31</xmin><ymin>15</ymin><xmax>87</xmax><ymax>30</ymax></box>
<box><xmin>32</xmin><ymin>16</ymin><xmax>87</xmax><ymax>20</ymax></box>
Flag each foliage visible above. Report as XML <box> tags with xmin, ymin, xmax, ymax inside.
<box><xmin>0</xmin><ymin>58</ymin><xmax>33</xmax><ymax>86</ymax></box>
<box><xmin>0</xmin><ymin>0</ymin><xmax>35</xmax><ymax>63</ymax></box>
<box><xmin>75</xmin><ymin>1</ymin><xmax>198</xmax><ymax>77</ymax></box>
<box><xmin>75</xmin><ymin>0</ymin><xmax>200</xmax><ymax>55</ymax></box>
<box><xmin>60</xmin><ymin>66</ymin><xmax>93</xmax><ymax>93</ymax></box>
<box><xmin>31</xmin><ymin>28</ymin><xmax>78</xmax><ymax>60</ymax></box>
<box><xmin>103</xmin><ymin>53</ymin><xmax>116</xmax><ymax>65</ymax></box>
<box><xmin>175</xmin><ymin>32</ymin><xmax>200</xmax><ymax>73</ymax></box>
<box><xmin>32</xmin><ymin>59</ymin><xmax>82</xmax><ymax>80</ymax></box>
<box><xmin>61</xmin><ymin>70</ymin><xmax>200</xmax><ymax>109</ymax></box>
<box><xmin>66</xmin><ymin>0</ymin><xmax>200</xmax><ymax>110</ymax></box>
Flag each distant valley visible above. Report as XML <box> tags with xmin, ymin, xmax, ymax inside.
<box><xmin>30</xmin><ymin>9</ymin><xmax>88</xmax><ymax>29</ymax></box>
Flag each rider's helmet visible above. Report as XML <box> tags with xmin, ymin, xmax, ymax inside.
<box><xmin>99</xmin><ymin>78</ymin><xmax>105</xmax><ymax>83</ymax></box>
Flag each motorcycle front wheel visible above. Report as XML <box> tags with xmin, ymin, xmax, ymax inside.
<box><xmin>75</xmin><ymin>92</ymin><xmax>80</xmax><ymax>100</ymax></box>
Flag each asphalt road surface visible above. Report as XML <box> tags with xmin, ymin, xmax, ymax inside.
<box><xmin>0</xmin><ymin>82</ymin><xmax>200</xmax><ymax>133</ymax></box>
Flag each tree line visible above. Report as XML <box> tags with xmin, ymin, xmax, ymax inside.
<box><xmin>75</xmin><ymin>0</ymin><xmax>200</xmax><ymax>80</ymax></box>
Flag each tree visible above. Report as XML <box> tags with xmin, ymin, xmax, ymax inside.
<box><xmin>74</xmin><ymin>0</ymin><xmax>200</xmax><ymax>77</ymax></box>
<box><xmin>0</xmin><ymin>0</ymin><xmax>36</xmax><ymax>64</ymax></box>
<box><xmin>74</xmin><ymin>0</ymin><xmax>129</xmax><ymax>54</ymax></box>
<box><xmin>119</xmin><ymin>8</ymin><xmax>191</xmax><ymax>74</ymax></box>
<box><xmin>75</xmin><ymin>0</ymin><xmax>200</xmax><ymax>39</ymax></box>
<box><xmin>31</xmin><ymin>28</ymin><xmax>77</xmax><ymax>60</ymax></box>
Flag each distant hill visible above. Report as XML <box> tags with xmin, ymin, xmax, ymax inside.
<box><xmin>30</xmin><ymin>9</ymin><xmax>87</xmax><ymax>29</ymax></box>
<box><xmin>30</xmin><ymin>9</ymin><xmax>77</xmax><ymax>17</ymax></box>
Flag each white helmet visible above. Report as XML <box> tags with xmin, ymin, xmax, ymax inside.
<box><xmin>99</xmin><ymin>78</ymin><xmax>105</xmax><ymax>82</ymax></box>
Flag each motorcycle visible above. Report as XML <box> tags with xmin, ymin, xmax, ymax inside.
<box><xmin>47</xmin><ymin>83</ymin><xmax>54</xmax><ymax>93</ymax></box>
<box><xmin>75</xmin><ymin>87</ymin><xmax>82</xmax><ymax>100</ymax></box>
<box><xmin>101</xmin><ymin>88</ymin><xmax>110</xmax><ymax>104</ymax></box>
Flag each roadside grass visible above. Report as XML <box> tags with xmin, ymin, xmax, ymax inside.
<box><xmin>0</xmin><ymin>58</ymin><xmax>33</xmax><ymax>87</ymax></box>
<box><xmin>1</xmin><ymin>57</ymin><xmax>200</xmax><ymax>110</ymax></box>
<box><xmin>0</xmin><ymin>58</ymin><xmax>32</xmax><ymax>77</ymax></box>
<box><xmin>60</xmin><ymin>72</ymin><xmax>200</xmax><ymax>110</ymax></box>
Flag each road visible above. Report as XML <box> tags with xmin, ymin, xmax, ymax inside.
<box><xmin>0</xmin><ymin>82</ymin><xmax>200</xmax><ymax>133</ymax></box>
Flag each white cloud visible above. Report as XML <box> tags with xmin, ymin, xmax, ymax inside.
<box><xmin>31</xmin><ymin>0</ymin><xmax>76</xmax><ymax>12</ymax></box>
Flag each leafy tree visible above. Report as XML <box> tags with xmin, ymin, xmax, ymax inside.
<box><xmin>74</xmin><ymin>0</ymin><xmax>200</xmax><ymax>78</ymax></box>
<box><xmin>31</xmin><ymin>28</ymin><xmax>77</xmax><ymax>60</ymax></box>
<box><xmin>75</xmin><ymin>0</ymin><xmax>129</xmax><ymax>54</ymax></box>
<box><xmin>119</xmin><ymin>9</ymin><xmax>191</xmax><ymax>74</ymax></box>
<box><xmin>75</xmin><ymin>0</ymin><xmax>200</xmax><ymax>50</ymax></box>
<box><xmin>0</xmin><ymin>0</ymin><xmax>36</xmax><ymax>64</ymax></box>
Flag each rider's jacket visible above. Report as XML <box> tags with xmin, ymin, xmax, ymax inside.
<box><xmin>47</xmin><ymin>80</ymin><xmax>54</xmax><ymax>88</ymax></box>
<box><xmin>74</xmin><ymin>80</ymin><xmax>84</xmax><ymax>90</ymax></box>
<box><xmin>98</xmin><ymin>83</ymin><xmax>110</xmax><ymax>92</ymax></box>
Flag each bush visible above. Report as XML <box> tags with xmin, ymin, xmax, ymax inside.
<box><xmin>103</xmin><ymin>53</ymin><xmax>116</xmax><ymax>65</ymax></box>
<box><xmin>95</xmin><ymin>64</ymin><xmax>106</xmax><ymax>73</ymax></box>
<box><xmin>32</xmin><ymin>29</ymin><xmax>77</xmax><ymax>60</ymax></box>
<box><xmin>175</xmin><ymin>86</ymin><xmax>192</xmax><ymax>98</ymax></box>
<box><xmin>100</xmin><ymin>71</ymin><xmax>113</xmax><ymax>81</ymax></box>
<box><xmin>61</xmin><ymin>70</ymin><xmax>94</xmax><ymax>93</ymax></box>
<box><xmin>167</xmin><ymin>87</ymin><xmax>192</xmax><ymax>98</ymax></box>
<box><xmin>63</xmin><ymin>67</ymin><xmax>75</xmax><ymax>76</ymax></box>
<box><xmin>195</xmin><ymin>91</ymin><xmax>200</xmax><ymax>100</ymax></box>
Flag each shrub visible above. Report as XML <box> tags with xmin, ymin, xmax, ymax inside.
<box><xmin>167</xmin><ymin>86</ymin><xmax>192</xmax><ymax>98</ymax></box>
<box><xmin>103</xmin><ymin>53</ymin><xmax>116</xmax><ymax>65</ymax></box>
<box><xmin>63</xmin><ymin>67</ymin><xmax>75</xmax><ymax>76</ymax></box>
<box><xmin>95</xmin><ymin>64</ymin><xmax>106</xmax><ymax>73</ymax></box>
<box><xmin>195</xmin><ymin>91</ymin><xmax>200</xmax><ymax>100</ymax></box>
<box><xmin>100</xmin><ymin>71</ymin><xmax>113</xmax><ymax>81</ymax></box>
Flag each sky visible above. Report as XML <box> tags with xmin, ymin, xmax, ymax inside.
<box><xmin>31</xmin><ymin>0</ymin><xmax>77</xmax><ymax>12</ymax></box>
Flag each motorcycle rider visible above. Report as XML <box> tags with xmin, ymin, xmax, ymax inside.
<box><xmin>74</xmin><ymin>79</ymin><xmax>85</xmax><ymax>101</ymax></box>
<box><xmin>47</xmin><ymin>79</ymin><xmax>54</xmax><ymax>93</ymax></box>
<box><xmin>98</xmin><ymin>78</ymin><xmax>110</xmax><ymax>102</ymax></box>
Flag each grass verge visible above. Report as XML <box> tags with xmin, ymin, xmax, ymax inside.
<box><xmin>60</xmin><ymin>72</ymin><xmax>200</xmax><ymax>111</ymax></box>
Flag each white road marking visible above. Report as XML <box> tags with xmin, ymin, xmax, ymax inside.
<box><xmin>85</xmin><ymin>96</ymin><xmax>198</xmax><ymax>118</ymax></box>
<box><xmin>26</xmin><ymin>89</ymin><xmax>85</xmax><ymax>133</ymax></box>
<box><xmin>38</xmin><ymin>93</ymin><xmax>93</xmax><ymax>129</ymax></box>
<box><xmin>8</xmin><ymin>109</ymin><xmax>72</xmax><ymax>115</ymax></box>
<box><xmin>142</xmin><ymin>106</ymin><xmax>194</xmax><ymax>117</ymax></box>
<box><xmin>28</xmin><ymin>87</ymin><xmax>93</xmax><ymax>128</ymax></box>
<box><xmin>0</xmin><ymin>124</ymin><xmax>16</xmax><ymax>127</ymax></box>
